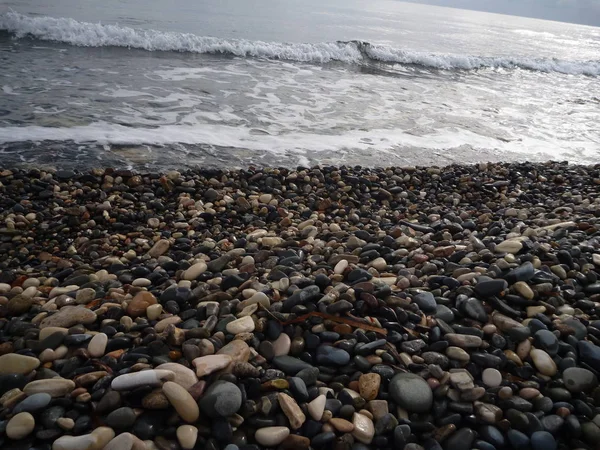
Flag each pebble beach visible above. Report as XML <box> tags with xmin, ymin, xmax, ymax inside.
<box><xmin>2</xmin><ymin>161</ymin><xmax>600</xmax><ymax>450</ymax></box>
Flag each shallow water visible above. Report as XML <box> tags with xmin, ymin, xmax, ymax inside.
<box><xmin>0</xmin><ymin>1</ymin><xmax>599</xmax><ymax>169</ymax></box>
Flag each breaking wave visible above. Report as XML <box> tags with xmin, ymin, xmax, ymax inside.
<box><xmin>1</xmin><ymin>11</ymin><xmax>599</xmax><ymax>76</ymax></box>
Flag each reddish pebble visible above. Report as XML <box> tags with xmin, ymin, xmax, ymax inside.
<box><xmin>427</xmin><ymin>378</ymin><xmax>440</xmax><ymax>390</ymax></box>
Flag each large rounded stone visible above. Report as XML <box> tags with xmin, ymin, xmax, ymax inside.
<box><xmin>389</xmin><ymin>373</ymin><xmax>432</xmax><ymax>413</ymax></box>
<box><xmin>198</xmin><ymin>380</ymin><xmax>242</xmax><ymax>418</ymax></box>
<box><xmin>563</xmin><ymin>367</ymin><xmax>598</xmax><ymax>393</ymax></box>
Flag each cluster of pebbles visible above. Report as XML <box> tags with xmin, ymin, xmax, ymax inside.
<box><xmin>2</xmin><ymin>162</ymin><xmax>600</xmax><ymax>450</ymax></box>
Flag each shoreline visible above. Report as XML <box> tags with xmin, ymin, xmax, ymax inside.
<box><xmin>1</xmin><ymin>161</ymin><xmax>600</xmax><ymax>450</ymax></box>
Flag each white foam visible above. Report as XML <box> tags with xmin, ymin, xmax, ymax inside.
<box><xmin>1</xmin><ymin>12</ymin><xmax>598</xmax><ymax>76</ymax></box>
<box><xmin>0</xmin><ymin>122</ymin><xmax>596</xmax><ymax>164</ymax></box>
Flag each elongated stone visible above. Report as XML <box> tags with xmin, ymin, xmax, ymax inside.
<box><xmin>530</xmin><ymin>349</ymin><xmax>557</xmax><ymax>376</ymax></box>
<box><xmin>88</xmin><ymin>333</ymin><xmax>108</xmax><ymax>358</ymax></box>
<box><xmin>0</xmin><ymin>354</ymin><xmax>40</xmax><ymax>375</ymax></box>
<box><xmin>24</xmin><ymin>379</ymin><xmax>75</xmax><ymax>397</ymax></box>
<box><xmin>255</xmin><ymin>426</ymin><xmax>291</xmax><ymax>446</ymax></box>
<box><xmin>111</xmin><ymin>370</ymin><xmax>175</xmax><ymax>390</ymax></box>
<box><xmin>278</xmin><ymin>393</ymin><xmax>306</xmax><ymax>430</ymax></box>
<box><xmin>163</xmin><ymin>381</ymin><xmax>199</xmax><ymax>423</ymax></box>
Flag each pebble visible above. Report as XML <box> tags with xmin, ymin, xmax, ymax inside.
<box><xmin>6</xmin><ymin>412</ymin><xmax>35</xmax><ymax>440</ymax></box>
<box><xmin>308</xmin><ymin>394</ymin><xmax>326</xmax><ymax>421</ymax></box>
<box><xmin>163</xmin><ymin>381</ymin><xmax>199</xmax><ymax>423</ymax></box>
<box><xmin>87</xmin><ymin>332</ymin><xmax>108</xmax><ymax>358</ymax></box>
<box><xmin>358</xmin><ymin>373</ymin><xmax>381</xmax><ymax>401</ymax></box>
<box><xmin>563</xmin><ymin>367</ymin><xmax>598</xmax><ymax>393</ymax></box>
<box><xmin>177</xmin><ymin>425</ymin><xmax>198</xmax><ymax>449</ymax></box>
<box><xmin>39</xmin><ymin>306</ymin><xmax>96</xmax><ymax>328</ymax></box>
<box><xmin>352</xmin><ymin>412</ymin><xmax>375</xmax><ymax>444</ymax></box>
<box><xmin>111</xmin><ymin>370</ymin><xmax>175</xmax><ymax>390</ymax></box>
<box><xmin>530</xmin><ymin>349</ymin><xmax>558</xmax><ymax>376</ymax></box>
<box><xmin>0</xmin><ymin>354</ymin><xmax>40</xmax><ymax>374</ymax></box>
<box><xmin>199</xmin><ymin>380</ymin><xmax>242</xmax><ymax>418</ymax></box>
<box><xmin>0</xmin><ymin>164</ymin><xmax>598</xmax><ymax>450</ymax></box>
<box><xmin>24</xmin><ymin>379</ymin><xmax>75</xmax><ymax>397</ymax></box>
<box><xmin>155</xmin><ymin>363</ymin><xmax>198</xmax><ymax>390</ymax></box>
<box><xmin>389</xmin><ymin>373</ymin><xmax>433</xmax><ymax>413</ymax></box>
<box><xmin>482</xmin><ymin>368</ymin><xmax>502</xmax><ymax>388</ymax></box>
<box><xmin>226</xmin><ymin>316</ymin><xmax>255</xmax><ymax>334</ymax></box>
<box><xmin>255</xmin><ymin>426</ymin><xmax>291</xmax><ymax>446</ymax></box>
<box><xmin>193</xmin><ymin>354</ymin><xmax>233</xmax><ymax>377</ymax></box>
<box><xmin>278</xmin><ymin>393</ymin><xmax>306</xmax><ymax>430</ymax></box>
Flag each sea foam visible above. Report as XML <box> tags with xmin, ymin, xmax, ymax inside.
<box><xmin>1</xmin><ymin>11</ymin><xmax>599</xmax><ymax>76</ymax></box>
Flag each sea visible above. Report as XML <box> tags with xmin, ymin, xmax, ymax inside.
<box><xmin>0</xmin><ymin>0</ymin><xmax>599</xmax><ymax>170</ymax></box>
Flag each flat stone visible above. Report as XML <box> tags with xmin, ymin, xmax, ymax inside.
<box><xmin>75</xmin><ymin>288</ymin><xmax>97</xmax><ymax>305</ymax></box>
<box><xmin>446</xmin><ymin>346</ymin><xmax>470</xmax><ymax>362</ymax></box>
<box><xmin>352</xmin><ymin>412</ymin><xmax>375</xmax><ymax>444</ymax></box>
<box><xmin>316</xmin><ymin>345</ymin><xmax>350</xmax><ymax>366</ymax></box>
<box><xmin>155</xmin><ymin>363</ymin><xmax>198</xmax><ymax>390</ymax></box>
<box><xmin>13</xmin><ymin>392</ymin><xmax>51</xmax><ymax>414</ymax></box>
<box><xmin>193</xmin><ymin>355</ymin><xmax>232</xmax><ymax>377</ymax></box>
<box><xmin>23</xmin><ymin>378</ymin><xmax>75</xmax><ymax>397</ymax></box>
<box><xmin>272</xmin><ymin>356</ymin><xmax>314</xmax><ymax>374</ymax></box>
<box><xmin>445</xmin><ymin>333</ymin><xmax>483</xmax><ymax>348</ymax></box>
<box><xmin>0</xmin><ymin>354</ymin><xmax>40</xmax><ymax>375</ymax></box>
<box><xmin>216</xmin><ymin>340</ymin><xmax>250</xmax><ymax>364</ymax></box>
<box><xmin>474</xmin><ymin>279</ymin><xmax>508</xmax><ymax>297</ymax></box>
<box><xmin>412</xmin><ymin>292</ymin><xmax>437</xmax><ymax>313</ymax></box>
<box><xmin>389</xmin><ymin>373</ymin><xmax>433</xmax><ymax>413</ymax></box>
<box><xmin>449</xmin><ymin>370</ymin><xmax>475</xmax><ymax>391</ymax></box>
<box><xmin>495</xmin><ymin>240</ymin><xmax>523</xmax><ymax>254</ymax></box>
<box><xmin>6</xmin><ymin>412</ymin><xmax>35</xmax><ymax>440</ymax></box>
<box><xmin>278</xmin><ymin>393</ymin><xmax>306</xmax><ymax>430</ymax></box>
<box><xmin>482</xmin><ymin>368</ymin><xmax>502</xmax><ymax>388</ymax></box>
<box><xmin>39</xmin><ymin>327</ymin><xmax>69</xmax><ymax>340</ymax></box>
<box><xmin>163</xmin><ymin>381</ymin><xmax>199</xmax><ymax>423</ymax></box>
<box><xmin>563</xmin><ymin>367</ymin><xmax>598</xmax><ymax>393</ymax></box>
<box><xmin>39</xmin><ymin>306</ymin><xmax>97</xmax><ymax>329</ymax></box>
<box><xmin>255</xmin><ymin>426</ymin><xmax>291</xmax><ymax>446</ymax></box>
<box><xmin>88</xmin><ymin>333</ymin><xmax>108</xmax><ymax>358</ymax></box>
<box><xmin>106</xmin><ymin>407</ymin><xmax>137</xmax><ymax>430</ymax></box>
<box><xmin>111</xmin><ymin>370</ymin><xmax>175</xmax><ymax>390</ymax></box>
<box><xmin>330</xmin><ymin>418</ymin><xmax>354</xmax><ymax>433</ymax></box>
<box><xmin>226</xmin><ymin>316</ymin><xmax>255</xmax><ymax>334</ymax></box>
<box><xmin>177</xmin><ymin>425</ymin><xmax>198</xmax><ymax>450</ymax></box>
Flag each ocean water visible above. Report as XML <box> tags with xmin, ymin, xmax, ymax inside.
<box><xmin>0</xmin><ymin>0</ymin><xmax>599</xmax><ymax>169</ymax></box>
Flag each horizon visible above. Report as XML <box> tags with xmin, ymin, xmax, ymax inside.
<box><xmin>403</xmin><ymin>0</ymin><xmax>600</xmax><ymax>27</ymax></box>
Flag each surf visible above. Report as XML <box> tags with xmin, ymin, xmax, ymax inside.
<box><xmin>1</xmin><ymin>11</ymin><xmax>599</xmax><ymax>76</ymax></box>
